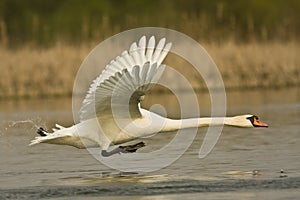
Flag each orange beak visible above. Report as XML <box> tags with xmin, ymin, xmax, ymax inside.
<box><xmin>253</xmin><ymin>118</ymin><xmax>268</xmax><ymax>127</ymax></box>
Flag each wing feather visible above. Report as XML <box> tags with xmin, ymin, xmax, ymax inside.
<box><xmin>138</xmin><ymin>36</ymin><xmax>147</xmax><ymax>64</ymax></box>
<box><xmin>146</xmin><ymin>36</ymin><xmax>155</xmax><ymax>63</ymax></box>
<box><xmin>80</xmin><ymin>36</ymin><xmax>172</xmax><ymax>121</ymax></box>
<box><xmin>152</xmin><ymin>38</ymin><xmax>165</xmax><ymax>63</ymax></box>
<box><xmin>157</xmin><ymin>42</ymin><xmax>172</xmax><ymax>65</ymax></box>
<box><xmin>122</xmin><ymin>50</ymin><xmax>135</xmax><ymax>66</ymax></box>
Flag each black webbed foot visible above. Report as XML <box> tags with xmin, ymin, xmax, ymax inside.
<box><xmin>119</xmin><ymin>142</ymin><xmax>145</xmax><ymax>153</ymax></box>
<box><xmin>37</xmin><ymin>127</ymin><xmax>47</xmax><ymax>136</ymax></box>
<box><xmin>101</xmin><ymin>142</ymin><xmax>146</xmax><ymax>157</ymax></box>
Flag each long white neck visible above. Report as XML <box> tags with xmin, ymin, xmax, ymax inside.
<box><xmin>162</xmin><ymin>116</ymin><xmax>247</xmax><ymax>132</ymax></box>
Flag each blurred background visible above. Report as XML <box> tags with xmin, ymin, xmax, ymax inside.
<box><xmin>0</xmin><ymin>0</ymin><xmax>299</xmax><ymax>98</ymax></box>
<box><xmin>1</xmin><ymin>1</ymin><xmax>300</xmax><ymax>197</ymax></box>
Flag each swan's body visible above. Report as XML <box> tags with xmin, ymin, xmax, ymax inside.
<box><xmin>30</xmin><ymin>36</ymin><xmax>268</xmax><ymax>156</ymax></box>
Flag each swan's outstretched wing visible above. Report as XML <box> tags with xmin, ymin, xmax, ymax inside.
<box><xmin>80</xmin><ymin>36</ymin><xmax>172</xmax><ymax>121</ymax></box>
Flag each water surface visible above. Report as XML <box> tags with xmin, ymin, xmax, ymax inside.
<box><xmin>0</xmin><ymin>88</ymin><xmax>299</xmax><ymax>199</ymax></box>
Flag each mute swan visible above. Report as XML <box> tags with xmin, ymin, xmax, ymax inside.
<box><xmin>30</xmin><ymin>36</ymin><xmax>268</xmax><ymax>156</ymax></box>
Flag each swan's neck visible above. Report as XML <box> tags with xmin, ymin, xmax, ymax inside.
<box><xmin>162</xmin><ymin>117</ymin><xmax>237</xmax><ymax>132</ymax></box>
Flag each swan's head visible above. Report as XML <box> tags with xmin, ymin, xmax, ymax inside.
<box><xmin>230</xmin><ymin>115</ymin><xmax>268</xmax><ymax>128</ymax></box>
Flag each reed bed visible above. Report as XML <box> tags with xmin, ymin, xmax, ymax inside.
<box><xmin>0</xmin><ymin>44</ymin><xmax>90</xmax><ymax>98</ymax></box>
<box><xmin>205</xmin><ymin>41</ymin><xmax>300</xmax><ymax>89</ymax></box>
<box><xmin>0</xmin><ymin>41</ymin><xmax>299</xmax><ymax>99</ymax></box>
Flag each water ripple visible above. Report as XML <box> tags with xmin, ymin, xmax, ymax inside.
<box><xmin>1</xmin><ymin>177</ymin><xmax>300</xmax><ymax>199</ymax></box>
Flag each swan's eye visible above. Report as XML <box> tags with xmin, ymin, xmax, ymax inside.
<box><xmin>246</xmin><ymin>115</ymin><xmax>258</xmax><ymax>124</ymax></box>
<box><xmin>246</xmin><ymin>116</ymin><xmax>254</xmax><ymax>121</ymax></box>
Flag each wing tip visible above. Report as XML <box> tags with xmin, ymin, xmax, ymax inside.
<box><xmin>79</xmin><ymin>35</ymin><xmax>172</xmax><ymax>121</ymax></box>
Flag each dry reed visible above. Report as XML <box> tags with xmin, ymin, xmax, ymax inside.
<box><xmin>0</xmin><ymin>43</ymin><xmax>90</xmax><ymax>98</ymax></box>
<box><xmin>0</xmin><ymin>41</ymin><xmax>299</xmax><ymax>99</ymax></box>
<box><xmin>204</xmin><ymin>41</ymin><xmax>300</xmax><ymax>89</ymax></box>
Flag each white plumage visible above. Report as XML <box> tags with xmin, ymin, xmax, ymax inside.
<box><xmin>30</xmin><ymin>35</ymin><xmax>267</xmax><ymax>156</ymax></box>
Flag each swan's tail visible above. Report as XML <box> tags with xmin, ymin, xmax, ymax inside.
<box><xmin>29</xmin><ymin>124</ymin><xmax>71</xmax><ymax>146</ymax></box>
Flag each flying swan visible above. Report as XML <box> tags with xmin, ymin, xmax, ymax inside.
<box><xmin>30</xmin><ymin>36</ymin><xmax>268</xmax><ymax>156</ymax></box>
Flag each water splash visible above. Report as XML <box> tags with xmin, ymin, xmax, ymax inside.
<box><xmin>0</xmin><ymin>117</ymin><xmax>47</xmax><ymax>136</ymax></box>
<box><xmin>8</xmin><ymin>119</ymin><xmax>40</xmax><ymax>129</ymax></box>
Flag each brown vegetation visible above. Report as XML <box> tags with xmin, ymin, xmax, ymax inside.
<box><xmin>0</xmin><ymin>41</ymin><xmax>299</xmax><ymax>99</ymax></box>
<box><xmin>0</xmin><ymin>44</ymin><xmax>89</xmax><ymax>98</ymax></box>
<box><xmin>205</xmin><ymin>41</ymin><xmax>300</xmax><ymax>89</ymax></box>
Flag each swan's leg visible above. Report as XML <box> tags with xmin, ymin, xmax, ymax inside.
<box><xmin>101</xmin><ymin>142</ymin><xmax>145</xmax><ymax>157</ymax></box>
<box><xmin>119</xmin><ymin>142</ymin><xmax>145</xmax><ymax>152</ymax></box>
<box><xmin>101</xmin><ymin>148</ymin><xmax>124</xmax><ymax>157</ymax></box>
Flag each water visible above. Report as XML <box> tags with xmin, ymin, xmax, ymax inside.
<box><xmin>0</xmin><ymin>88</ymin><xmax>299</xmax><ymax>199</ymax></box>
